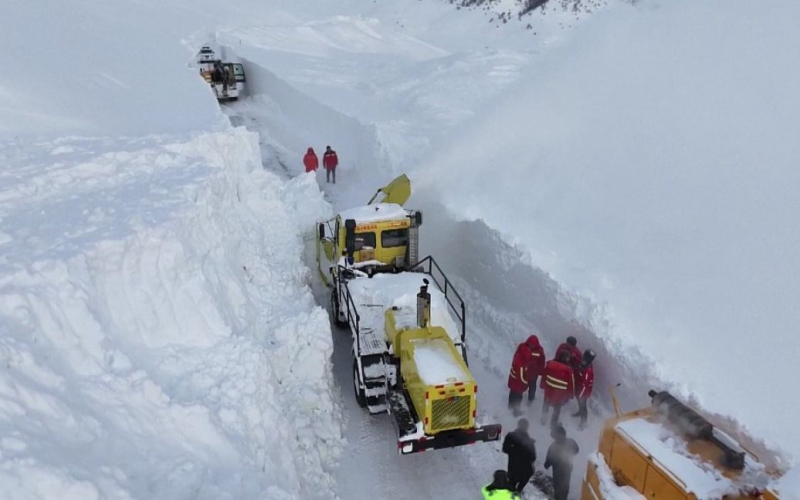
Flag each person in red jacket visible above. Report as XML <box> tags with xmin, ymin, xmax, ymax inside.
<box><xmin>555</xmin><ymin>336</ymin><xmax>582</xmax><ymax>370</ymax></box>
<box><xmin>572</xmin><ymin>349</ymin><xmax>595</xmax><ymax>430</ymax></box>
<box><xmin>525</xmin><ymin>335</ymin><xmax>546</xmax><ymax>405</ymax></box>
<box><xmin>539</xmin><ymin>350</ymin><xmax>575</xmax><ymax>428</ymax></box>
<box><xmin>508</xmin><ymin>335</ymin><xmax>542</xmax><ymax>416</ymax></box>
<box><xmin>303</xmin><ymin>147</ymin><xmax>319</xmax><ymax>173</ymax></box>
<box><xmin>323</xmin><ymin>145</ymin><xmax>338</xmax><ymax>184</ymax></box>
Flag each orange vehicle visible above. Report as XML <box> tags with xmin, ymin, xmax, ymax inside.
<box><xmin>581</xmin><ymin>390</ymin><xmax>780</xmax><ymax>499</ymax></box>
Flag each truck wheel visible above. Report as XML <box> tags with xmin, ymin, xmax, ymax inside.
<box><xmin>330</xmin><ymin>290</ymin><xmax>347</xmax><ymax>328</ymax></box>
<box><xmin>353</xmin><ymin>361</ymin><xmax>367</xmax><ymax>408</ymax></box>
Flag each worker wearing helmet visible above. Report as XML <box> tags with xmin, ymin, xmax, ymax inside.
<box><xmin>507</xmin><ymin>335</ymin><xmax>544</xmax><ymax>416</ymax></box>
<box><xmin>303</xmin><ymin>147</ymin><xmax>319</xmax><ymax>173</ymax></box>
<box><xmin>555</xmin><ymin>336</ymin><xmax>582</xmax><ymax>369</ymax></box>
<box><xmin>573</xmin><ymin>349</ymin><xmax>596</xmax><ymax>430</ymax></box>
<box><xmin>540</xmin><ymin>350</ymin><xmax>575</xmax><ymax>428</ymax></box>
<box><xmin>481</xmin><ymin>470</ymin><xmax>521</xmax><ymax>499</ymax></box>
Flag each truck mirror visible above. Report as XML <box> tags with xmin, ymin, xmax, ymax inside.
<box><xmin>318</xmin><ymin>223</ymin><xmax>325</xmax><ymax>241</ymax></box>
<box><xmin>415</xmin><ymin>211</ymin><xmax>423</xmax><ymax>226</ymax></box>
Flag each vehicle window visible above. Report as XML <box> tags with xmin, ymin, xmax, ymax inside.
<box><xmin>355</xmin><ymin>232</ymin><xmax>376</xmax><ymax>251</ymax></box>
<box><xmin>381</xmin><ymin>229</ymin><xmax>409</xmax><ymax>248</ymax></box>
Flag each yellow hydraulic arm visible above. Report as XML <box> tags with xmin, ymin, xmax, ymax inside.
<box><xmin>368</xmin><ymin>174</ymin><xmax>411</xmax><ymax>206</ymax></box>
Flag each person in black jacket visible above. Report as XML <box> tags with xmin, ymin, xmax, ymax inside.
<box><xmin>544</xmin><ymin>424</ymin><xmax>579</xmax><ymax>500</ymax></box>
<box><xmin>502</xmin><ymin>418</ymin><xmax>537</xmax><ymax>493</ymax></box>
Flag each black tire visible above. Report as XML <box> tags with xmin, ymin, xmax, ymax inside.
<box><xmin>353</xmin><ymin>360</ymin><xmax>367</xmax><ymax>408</ymax></box>
<box><xmin>330</xmin><ymin>289</ymin><xmax>347</xmax><ymax>328</ymax></box>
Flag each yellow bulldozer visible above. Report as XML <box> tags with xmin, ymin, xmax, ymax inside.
<box><xmin>582</xmin><ymin>390</ymin><xmax>781</xmax><ymax>499</ymax></box>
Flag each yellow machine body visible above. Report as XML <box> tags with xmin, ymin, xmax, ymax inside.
<box><xmin>385</xmin><ymin>309</ymin><xmax>477</xmax><ymax>436</ymax></box>
<box><xmin>581</xmin><ymin>405</ymin><xmax>780</xmax><ymax>500</ymax></box>
<box><xmin>335</xmin><ymin>215</ymin><xmax>410</xmax><ymax>265</ymax></box>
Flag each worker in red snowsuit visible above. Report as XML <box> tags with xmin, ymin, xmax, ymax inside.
<box><xmin>323</xmin><ymin>145</ymin><xmax>338</xmax><ymax>184</ymax></box>
<box><xmin>508</xmin><ymin>335</ymin><xmax>543</xmax><ymax>416</ymax></box>
<box><xmin>572</xmin><ymin>349</ymin><xmax>595</xmax><ymax>430</ymax></box>
<box><xmin>525</xmin><ymin>336</ymin><xmax>546</xmax><ymax>405</ymax></box>
<box><xmin>303</xmin><ymin>147</ymin><xmax>319</xmax><ymax>173</ymax></box>
<box><xmin>540</xmin><ymin>350</ymin><xmax>575</xmax><ymax>428</ymax></box>
<box><xmin>555</xmin><ymin>336</ymin><xmax>582</xmax><ymax>369</ymax></box>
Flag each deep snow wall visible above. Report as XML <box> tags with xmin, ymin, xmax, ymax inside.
<box><xmin>419</xmin><ymin>0</ymin><xmax>800</xmax><ymax>475</ymax></box>
<box><xmin>223</xmin><ymin>52</ymin><xmax>389</xmax><ymax>180</ymax></box>
<box><xmin>0</xmin><ymin>129</ymin><xmax>341</xmax><ymax>499</ymax></box>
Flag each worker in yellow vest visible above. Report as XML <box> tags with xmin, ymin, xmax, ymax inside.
<box><xmin>481</xmin><ymin>470</ymin><xmax>521</xmax><ymax>499</ymax></box>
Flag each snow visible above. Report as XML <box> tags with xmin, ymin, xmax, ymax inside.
<box><xmin>0</xmin><ymin>128</ymin><xmax>341</xmax><ymax>497</ymax></box>
<box><xmin>337</xmin><ymin>203</ymin><xmax>408</xmax><ymax>224</ymax></box>
<box><xmin>411</xmin><ymin>338</ymin><xmax>471</xmax><ymax>386</ymax></box>
<box><xmin>775</xmin><ymin>466</ymin><xmax>800</xmax><ymax>499</ymax></box>
<box><xmin>588</xmin><ymin>452</ymin><xmax>645</xmax><ymax>500</ymax></box>
<box><xmin>346</xmin><ymin>272</ymin><xmax>462</xmax><ymax>347</ymax></box>
<box><xmin>415</xmin><ymin>0</ymin><xmax>800</xmax><ymax>479</ymax></box>
<box><xmin>615</xmin><ymin>419</ymin><xmax>736</xmax><ymax>497</ymax></box>
<box><xmin>5</xmin><ymin>0</ymin><xmax>799</xmax><ymax>497</ymax></box>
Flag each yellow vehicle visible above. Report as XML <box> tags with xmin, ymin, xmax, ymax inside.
<box><xmin>581</xmin><ymin>390</ymin><xmax>781</xmax><ymax>499</ymax></box>
<box><xmin>317</xmin><ymin>174</ymin><xmax>416</xmax><ymax>287</ymax></box>
<box><xmin>316</xmin><ymin>175</ymin><xmax>501</xmax><ymax>454</ymax></box>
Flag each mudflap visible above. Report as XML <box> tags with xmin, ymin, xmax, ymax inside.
<box><xmin>530</xmin><ymin>471</ymin><xmax>555</xmax><ymax>499</ymax></box>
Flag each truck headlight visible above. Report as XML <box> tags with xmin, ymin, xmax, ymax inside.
<box><xmin>401</xmin><ymin>443</ymin><xmax>414</xmax><ymax>454</ymax></box>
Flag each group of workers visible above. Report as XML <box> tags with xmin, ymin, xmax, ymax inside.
<box><xmin>508</xmin><ymin>335</ymin><xmax>595</xmax><ymax>430</ymax></box>
<box><xmin>202</xmin><ymin>61</ymin><xmax>234</xmax><ymax>92</ymax></box>
<box><xmin>484</xmin><ymin>419</ymin><xmax>580</xmax><ymax>500</ymax></box>
<box><xmin>482</xmin><ymin>334</ymin><xmax>596</xmax><ymax>499</ymax></box>
<box><xmin>303</xmin><ymin>146</ymin><xmax>339</xmax><ymax>183</ymax></box>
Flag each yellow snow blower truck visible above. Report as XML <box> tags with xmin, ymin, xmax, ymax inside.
<box><xmin>316</xmin><ymin>175</ymin><xmax>501</xmax><ymax>454</ymax></box>
<box><xmin>581</xmin><ymin>390</ymin><xmax>781</xmax><ymax>499</ymax></box>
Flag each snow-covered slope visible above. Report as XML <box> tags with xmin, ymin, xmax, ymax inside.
<box><xmin>421</xmin><ymin>0</ymin><xmax>800</xmax><ymax>476</ymax></box>
<box><xmin>1</xmin><ymin>0</ymin><xmax>347</xmax><ymax>497</ymax></box>
<box><xmin>0</xmin><ymin>128</ymin><xmax>341</xmax><ymax>499</ymax></box>
<box><xmin>4</xmin><ymin>0</ymin><xmax>798</xmax><ymax>497</ymax></box>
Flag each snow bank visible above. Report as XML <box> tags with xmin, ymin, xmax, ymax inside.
<box><xmin>616</xmin><ymin>419</ymin><xmax>737</xmax><ymax>497</ymax></box>
<box><xmin>412</xmin><ymin>339</ymin><xmax>470</xmax><ymax>385</ymax></box>
<box><xmin>420</xmin><ymin>0</ymin><xmax>800</xmax><ymax>466</ymax></box>
<box><xmin>588</xmin><ymin>453</ymin><xmax>645</xmax><ymax>500</ymax></box>
<box><xmin>0</xmin><ymin>128</ymin><xmax>341</xmax><ymax>499</ymax></box>
<box><xmin>0</xmin><ymin>0</ymin><xmax>227</xmax><ymax>140</ymax></box>
<box><xmin>347</xmin><ymin>273</ymin><xmax>462</xmax><ymax>346</ymax></box>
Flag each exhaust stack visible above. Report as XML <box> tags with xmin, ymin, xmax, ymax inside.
<box><xmin>417</xmin><ymin>279</ymin><xmax>431</xmax><ymax>328</ymax></box>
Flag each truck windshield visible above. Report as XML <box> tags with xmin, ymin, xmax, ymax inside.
<box><xmin>355</xmin><ymin>232</ymin><xmax>376</xmax><ymax>250</ymax></box>
<box><xmin>381</xmin><ymin>229</ymin><xmax>408</xmax><ymax>248</ymax></box>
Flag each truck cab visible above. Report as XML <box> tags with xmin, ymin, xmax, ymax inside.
<box><xmin>318</xmin><ymin>203</ymin><xmax>422</xmax><ymax>280</ymax></box>
<box><xmin>317</xmin><ymin>175</ymin><xmax>420</xmax><ymax>284</ymax></box>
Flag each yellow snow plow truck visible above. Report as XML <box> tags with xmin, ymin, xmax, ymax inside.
<box><xmin>581</xmin><ymin>390</ymin><xmax>781</xmax><ymax>499</ymax></box>
<box><xmin>316</xmin><ymin>175</ymin><xmax>501</xmax><ymax>454</ymax></box>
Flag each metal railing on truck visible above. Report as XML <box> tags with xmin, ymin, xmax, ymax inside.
<box><xmin>408</xmin><ymin>256</ymin><xmax>467</xmax><ymax>363</ymax></box>
<box><xmin>336</xmin><ymin>256</ymin><xmax>467</xmax><ymax>362</ymax></box>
